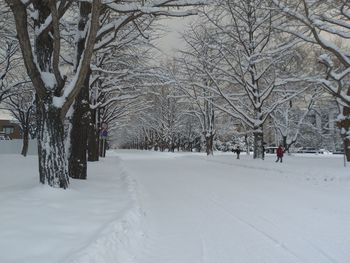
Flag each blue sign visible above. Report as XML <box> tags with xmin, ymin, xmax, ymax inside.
<box><xmin>101</xmin><ymin>130</ymin><xmax>108</xmax><ymax>138</ymax></box>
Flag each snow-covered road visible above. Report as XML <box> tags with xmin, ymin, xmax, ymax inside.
<box><xmin>118</xmin><ymin>151</ymin><xmax>350</xmax><ymax>263</ymax></box>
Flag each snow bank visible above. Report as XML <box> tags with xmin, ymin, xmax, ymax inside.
<box><xmin>66</xmin><ymin>167</ymin><xmax>145</xmax><ymax>263</ymax></box>
<box><xmin>0</xmin><ymin>139</ymin><xmax>37</xmax><ymax>155</ymax></box>
<box><xmin>0</xmin><ymin>155</ymin><xmax>144</xmax><ymax>263</ymax></box>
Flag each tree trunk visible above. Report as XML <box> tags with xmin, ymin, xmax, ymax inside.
<box><xmin>37</xmin><ymin>102</ymin><xmax>69</xmax><ymax>188</ymax></box>
<box><xmin>21</xmin><ymin>129</ymin><xmax>29</xmax><ymax>157</ymax></box>
<box><xmin>205</xmin><ymin>133</ymin><xmax>214</xmax><ymax>156</ymax></box>
<box><xmin>282</xmin><ymin>135</ymin><xmax>287</xmax><ymax>151</ymax></box>
<box><xmin>344</xmin><ymin>138</ymin><xmax>350</xmax><ymax>162</ymax></box>
<box><xmin>68</xmin><ymin>3</ymin><xmax>93</xmax><ymax>179</ymax></box>
<box><xmin>169</xmin><ymin>140</ymin><xmax>175</xmax><ymax>152</ymax></box>
<box><xmin>88</xmin><ymin>108</ymin><xmax>99</xmax><ymax>161</ymax></box>
<box><xmin>253</xmin><ymin>131</ymin><xmax>264</xmax><ymax>159</ymax></box>
<box><xmin>282</xmin><ymin>135</ymin><xmax>296</xmax><ymax>154</ymax></box>
<box><xmin>99</xmin><ymin>138</ymin><xmax>107</xmax><ymax>157</ymax></box>
<box><xmin>338</xmin><ymin>105</ymin><xmax>350</xmax><ymax>161</ymax></box>
<box><xmin>68</xmin><ymin>71</ymin><xmax>91</xmax><ymax>179</ymax></box>
<box><xmin>244</xmin><ymin>134</ymin><xmax>250</xmax><ymax>155</ymax></box>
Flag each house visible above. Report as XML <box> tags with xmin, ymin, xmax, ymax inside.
<box><xmin>0</xmin><ymin>110</ymin><xmax>22</xmax><ymax>139</ymax></box>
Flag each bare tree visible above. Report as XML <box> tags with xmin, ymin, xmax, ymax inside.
<box><xmin>4</xmin><ymin>85</ymin><xmax>36</xmax><ymax>156</ymax></box>
<box><xmin>174</xmin><ymin>27</ymin><xmax>220</xmax><ymax>155</ymax></box>
<box><xmin>187</xmin><ymin>0</ymin><xmax>303</xmax><ymax>159</ymax></box>
<box><xmin>271</xmin><ymin>88</ymin><xmax>319</xmax><ymax>152</ymax></box>
<box><xmin>272</xmin><ymin>0</ymin><xmax>350</xmax><ymax>159</ymax></box>
<box><xmin>0</xmin><ymin>41</ymin><xmax>19</xmax><ymax>103</ymax></box>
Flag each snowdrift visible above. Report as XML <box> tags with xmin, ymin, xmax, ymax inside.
<box><xmin>0</xmin><ymin>155</ymin><xmax>144</xmax><ymax>263</ymax></box>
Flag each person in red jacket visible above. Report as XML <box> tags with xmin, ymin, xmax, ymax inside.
<box><xmin>276</xmin><ymin>145</ymin><xmax>284</xmax><ymax>163</ymax></box>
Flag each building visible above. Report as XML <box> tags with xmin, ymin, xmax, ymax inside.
<box><xmin>0</xmin><ymin>119</ymin><xmax>21</xmax><ymax>139</ymax></box>
<box><xmin>263</xmin><ymin>97</ymin><xmax>342</xmax><ymax>152</ymax></box>
<box><xmin>0</xmin><ymin>109</ymin><xmax>22</xmax><ymax>140</ymax></box>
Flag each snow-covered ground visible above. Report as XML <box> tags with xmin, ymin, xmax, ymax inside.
<box><xmin>0</xmin><ymin>154</ymin><xmax>143</xmax><ymax>263</ymax></box>
<box><xmin>116</xmin><ymin>150</ymin><xmax>350</xmax><ymax>263</ymax></box>
<box><xmin>1</xmin><ymin>151</ymin><xmax>350</xmax><ymax>263</ymax></box>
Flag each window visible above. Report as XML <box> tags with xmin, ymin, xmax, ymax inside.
<box><xmin>2</xmin><ymin>126</ymin><xmax>14</xmax><ymax>135</ymax></box>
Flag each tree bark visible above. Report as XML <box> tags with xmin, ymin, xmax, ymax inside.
<box><xmin>37</xmin><ymin>101</ymin><xmax>69</xmax><ymax>188</ymax></box>
<box><xmin>244</xmin><ymin>134</ymin><xmax>250</xmax><ymax>155</ymax></box>
<box><xmin>253</xmin><ymin>130</ymin><xmax>264</xmax><ymax>159</ymax></box>
<box><xmin>68</xmin><ymin>2</ymin><xmax>92</xmax><ymax>179</ymax></box>
<box><xmin>99</xmin><ymin>138</ymin><xmax>107</xmax><ymax>157</ymax></box>
<box><xmin>21</xmin><ymin>129</ymin><xmax>29</xmax><ymax>157</ymax></box>
<box><xmin>68</xmin><ymin>72</ymin><xmax>91</xmax><ymax>179</ymax></box>
<box><xmin>88</xmin><ymin>108</ymin><xmax>99</xmax><ymax>161</ymax></box>
<box><xmin>338</xmin><ymin>105</ymin><xmax>350</xmax><ymax>161</ymax></box>
<box><xmin>282</xmin><ymin>135</ymin><xmax>287</xmax><ymax>151</ymax></box>
<box><xmin>205</xmin><ymin>133</ymin><xmax>214</xmax><ymax>156</ymax></box>
<box><xmin>344</xmin><ymin>137</ymin><xmax>350</xmax><ymax>162</ymax></box>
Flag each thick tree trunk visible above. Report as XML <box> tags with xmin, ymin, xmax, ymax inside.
<box><xmin>253</xmin><ymin>130</ymin><xmax>264</xmax><ymax>159</ymax></box>
<box><xmin>8</xmin><ymin>1</ymin><xmax>100</xmax><ymax>189</ymax></box>
<box><xmin>67</xmin><ymin>2</ymin><xmax>93</xmax><ymax>178</ymax></box>
<box><xmin>88</xmin><ymin>108</ymin><xmax>99</xmax><ymax>161</ymax></box>
<box><xmin>21</xmin><ymin>129</ymin><xmax>29</xmax><ymax>157</ymax></box>
<box><xmin>37</xmin><ymin>102</ymin><xmax>69</xmax><ymax>188</ymax></box>
<box><xmin>205</xmin><ymin>133</ymin><xmax>214</xmax><ymax>156</ymax></box>
<box><xmin>69</xmin><ymin>72</ymin><xmax>91</xmax><ymax>179</ymax></box>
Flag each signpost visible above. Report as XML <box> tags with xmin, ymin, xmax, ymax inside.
<box><xmin>100</xmin><ymin>122</ymin><xmax>108</xmax><ymax>158</ymax></box>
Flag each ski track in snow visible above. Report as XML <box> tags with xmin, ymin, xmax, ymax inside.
<box><xmin>175</xmin><ymin>185</ymin><xmax>309</xmax><ymax>263</ymax></box>
<box><xmin>117</xmin><ymin>150</ymin><xmax>350</xmax><ymax>263</ymax></box>
<box><xmin>199</xmin><ymin>156</ymin><xmax>342</xmax><ymax>262</ymax></box>
<box><xmin>2</xmin><ymin>151</ymin><xmax>348</xmax><ymax>263</ymax></box>
<box><xmin>206</xmin><ymin>193</ymin><xmax>336</xmax><ymax>263</ymax></box>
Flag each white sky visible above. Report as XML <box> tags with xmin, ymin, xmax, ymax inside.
<box><xmin>153</xmin><ymin>16</ymin><xmax>195</xmax><ymax>58</ymax></box>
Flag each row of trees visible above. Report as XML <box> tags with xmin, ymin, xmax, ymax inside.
<box><xmin>1</xmin><ymin>0</ymin><xmax>349</xmax><ymax>189</ymax></box>
<box><xmin>118</xmin><ymin>78</ymin><xmax>339</xmax><ymax>155</ymax></box>
<box><xmin>0</xmin><ymin>0</ymin><xmax>207</xmax><ymax>188</ymax></box>
<box><xmin>118</xmin><ymin>0</ymin><xmax>348</xmax><ymax>159</ymax></box>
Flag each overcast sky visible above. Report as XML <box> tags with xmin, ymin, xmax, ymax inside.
<box><xmin>153</xmin><ymin>16</ymin><xmax>195</xmax><ymax>58</ymax></box>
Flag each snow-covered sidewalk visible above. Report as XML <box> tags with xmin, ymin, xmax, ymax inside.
<box><xmin>0</xmin><ymin>155</ymin><xmax>143</xmax><ymax>263</ymax></box>
<box><xmin>117</xmin><ymin>150</ymin><xmax>350</xmax><ymax>263</ymax></box>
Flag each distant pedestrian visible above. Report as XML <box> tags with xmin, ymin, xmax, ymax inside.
<box><xmin>276</xmin><ymin>145</ymin><xmax>284</xmax><ymax>163</ymax></box>
<box><xmin>235</xmin><ymin>146</ymin><xmax>241</xmax><ymax>159</ymax></box>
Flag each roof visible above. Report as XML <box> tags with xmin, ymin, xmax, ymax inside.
<box><xmin>0</xmin><ymin>109</ymin><xmax>15</xmax><ymax>121</ymax></box>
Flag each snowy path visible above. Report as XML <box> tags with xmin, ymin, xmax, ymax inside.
<box><xmin>118</xmin><ymin>151</ymin><xmax>350</xmax><ymax>263</ymax></box>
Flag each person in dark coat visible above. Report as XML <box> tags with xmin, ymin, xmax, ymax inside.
<box><xmin>276</xmin><ymin>145</ymin><xmax>284</xmax><ymax>163</ymax></box>
<box><xmin>235</xmin><ymin>146</ymin><xmax>241</xmax><ymax>159</ymax></box>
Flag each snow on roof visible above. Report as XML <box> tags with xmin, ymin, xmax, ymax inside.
<box><xmin>0</xmin><ymin>109</ymin><xmax>15</xmax><ymax>121</ymax></box>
